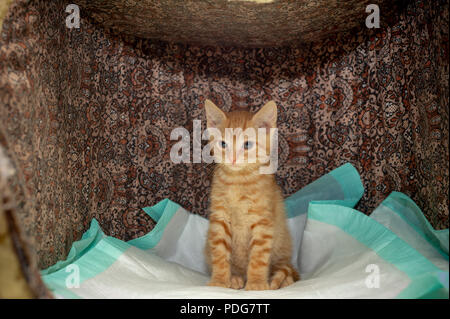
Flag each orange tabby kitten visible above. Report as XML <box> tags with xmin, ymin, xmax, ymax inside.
<box><xmin>204</xmin><ymin>99</ymin><xmax>299</xmax><ymax>291</ymax></box>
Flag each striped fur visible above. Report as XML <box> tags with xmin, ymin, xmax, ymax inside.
<box><xmin>204</xmin><ymin>100</ymin><xmax>300</xmax><ymax>290</ymax></box>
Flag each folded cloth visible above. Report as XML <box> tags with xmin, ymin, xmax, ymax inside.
<box><xmin>41</xmin><ymin>163</ymin><xmax>449</xmax><ymax>298</ymax></box>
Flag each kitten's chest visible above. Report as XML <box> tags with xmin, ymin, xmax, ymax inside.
<box><xmin>224</xmin><ymin>184</ymin><xmax>250</xmax><ymax>210</ymax></box>
<box><xmin>230</xmin><ymin>206</ymin><xmax>251</xmax><ymax>257</ymax></box>
<box><xmin>226</xmin><ymin>185</ymin><xmax>252</xmax><ymax>243</ymax></box>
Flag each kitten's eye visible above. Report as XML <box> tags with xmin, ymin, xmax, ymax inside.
<box><xmin>219</xmin><ymin>141</ymin><xmax>227</xmax><ymax>149</ymax></box>
<box><xmin>243</xmin><ymin>141</ymin><xmax>254</xmax><ymax>150</ymax></box>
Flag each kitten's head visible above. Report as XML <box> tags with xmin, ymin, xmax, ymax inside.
<box><xmin>204</xmin><ymin>99</ymin><xmax>277</xmax><ymax>172</ymax></box>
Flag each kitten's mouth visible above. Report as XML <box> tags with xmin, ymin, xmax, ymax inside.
<box><xmin>226</xmin><ymin>163</ymin><xmax>244</xmax><ymax>170</ymax></box>
<box><xmin>223</xmin><ymin>161</ymin><xmax>258</xmax><ymax>171</ymax></box>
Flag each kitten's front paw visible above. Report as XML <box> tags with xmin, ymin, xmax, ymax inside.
<box><xmin>245</xmin><ymin>281</ymin><xmax>270</xmax><ymax>291</ymax></box>
<box><xmin>208</xmin><ymin>279</ymin><xmax>231</xmax><ymax>288</ymax></box>
<box><xmin>230</xmin><ymin>275</ymin><xmax>245</xmax><ymax>289</ymax></box>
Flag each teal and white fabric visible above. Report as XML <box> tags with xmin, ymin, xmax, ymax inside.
<box><xmin>40</xmin><ymin>163</ymin><xmax>449</xmax><ymax>299</ymax></box>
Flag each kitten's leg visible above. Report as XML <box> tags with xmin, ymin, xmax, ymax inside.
<box><xmin>245</xmin><ymin>210</ymin><xmax>273</xmax><ymax>291</ymax></box>
<box><xmin>269</xmin><ymin>262</ymin><xmax>300</xmax><ymax>289</ymax></box>
<box><xmin>230</xmin><ymin>259</ymin><xmax>245</xmax><ymax>289</ymax></box>
<box><xmin>207</xmin><ymin>211</ymin><xmax>232</xmax><ymax>288</ymax></box>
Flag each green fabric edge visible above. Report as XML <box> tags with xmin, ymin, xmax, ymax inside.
<box><xmin>308</xmin><ymin>202</ymin><xmax>448</xmax><ymax>299</ymax></box>
<box><xmin>285</xmin><ymin>163</ymin><xmax>364</xmax><ymax>218</ymax></box>
<box><xmin>41</xmin><ymin>198</ymin><xmax>181</xmax><ymax>297</ymax></box>
<box><xmin>42</xmin><ymin>236</ymin><xmax>131</xmax><ymax>298</ymax></box>
<box><xmin>397</xmin><ymin>272</ymin><xmax>449</xmax><ymax>299</ymax></box>
<box><xmin>381</xmin><ymin>191</ymin><xmax>449</xmax><ymax>258</ymax></box>
<box><xmin>41</xmin><ymin>198</ymin><xmax>180</xmax><ymax>279</ymax></box>
<box><xmin>127</xmin><ymin>199</ymin><xmax>180</xmax><ymax>250</ymax></box>
<box><xmin>329</xmin><ymin>162</ymin><xmax>365</xmax><ymax>207</ymax></box>
<box><xmin>40</xmin><ymin>219</ymin><xmax>105</xmax><ymax>276</ymax></box>
<box><xmin>142</xmin><ymin>198</ymin><xmax>171</xmax><ymax>222</ymax></box>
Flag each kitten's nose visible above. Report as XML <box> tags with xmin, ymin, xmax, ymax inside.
<box><xmin>227</xmin><ymin>153</ymin><xmax>236</xmax><ymax>165</ymax></box>
<box><xmin>230</xmin><ymin>153</ymin><xmax>236</xmax><ymax>165</ymax></box>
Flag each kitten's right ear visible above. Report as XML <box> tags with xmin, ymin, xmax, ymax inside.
<box><xmin>204</xmin><ymin>99</ymin><xmax>226</xmax><ymax>128</ymax></box>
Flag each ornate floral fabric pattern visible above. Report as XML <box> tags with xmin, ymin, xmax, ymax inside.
<box><xmin>0</xmin><ymin>0</ymin><xmax>448</xmax><ymax>269</ymax></box>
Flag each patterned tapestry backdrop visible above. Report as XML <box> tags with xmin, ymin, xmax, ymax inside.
<box><xmin>0</xmin><ymin>0</ymin><xmax>448</xmax><ymax>269</ymax></box>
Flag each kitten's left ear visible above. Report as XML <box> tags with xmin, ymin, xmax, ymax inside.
<box><xmin>204</xmin><ymin>99</ymin><xmax>227</xmax><ymax>128</ymax></box>
<box><xmin>252</xmin><ymin>100</ymin><xmax>277</xmax><ymax>129</ymax></box>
